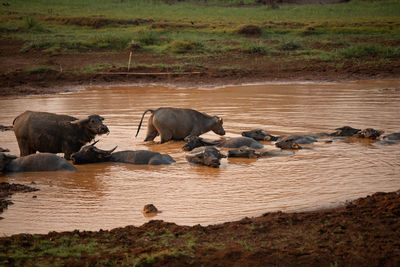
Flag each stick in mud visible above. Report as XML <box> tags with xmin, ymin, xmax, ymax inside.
<box><xmin>128</xmin><ymin>51</ymin><xmax>132</xmax><ymax>72</ymax></box>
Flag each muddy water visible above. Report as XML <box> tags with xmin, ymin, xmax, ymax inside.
<box><xmin>1</xmin><ymin>79</ymin><xmax>399</xmax><ymax>235</ymax></box>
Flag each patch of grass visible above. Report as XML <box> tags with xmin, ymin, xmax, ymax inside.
<box><xmin>279</xmin><ymin>40</ymin><xmax>303</xmax><ymax>51</ymax></box>
<box><xmin>82</xmin><ymin>63</ymin><xmax>114</xmax><ymax>73</ymax></box>
<box><xmin>219</xmin><ymin>65</ymin><xmax>241</xmax><ymax>71</ymax></box>
<box><xmin>239</xmin><ymin>240</ymin><xmax>255</xmax><ymax>251</ymax></box>
<box><xmin>339</xmin><ymin>44</ymin><xmax>400</xmax><ymax>58</ymax></box>
<box><xmin>23</xmin><ymin>16</ymin><xmax>49</xmax><ymax>33</ymax></box>
<box><xmin>170</xmin><ymin>40</ymin><xmax>204</xmax><ymax>53</ymax></box>
<box><xmin>23</xmin><ymin>66</ymin><xmax>57</xmax><ymax>74</ymax></box>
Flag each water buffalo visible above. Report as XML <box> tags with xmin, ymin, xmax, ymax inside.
<box><xmin>275</xmin><ymin>139</ymin><xmax>302</xmax><ymax>150</ymax></box>
<box><xmin>241</xmin><ymin>129</ymin><xmax>278</xmax><ymax>141</ymax></box>
<box><xmin>330</xmin><ymin>126</ymin><xmax>361</xmax><ymax>137</ymax></box>
<box><xmin>13</xmin><ymin>111</ymin><xmax>109</xmax><ymax>160</ymax></box>
<box><xmin>183</xmin><ymin>136</ymin><xmax>263</xmax><ymax>151</ymax></box>
<box><xmin>383</xmin><ymin>132</ymin><xmax>400</xmax><ymax>140</ymax></box>
<box><xmin>228</xmin><ymin>147</ymin><xmax>295</xmax><ymax>158</ymax></box>
<box><xmin>277</xmin><ymin>135</ymin><xmax>318</xmax><ymax>145</ymax></box>
<box><xmin>353</xmin><ymin>128</ymin><xmax>384</xmax><ymax>139</ymax></box>
<box><xmin>71</xmin><ymin>143</ymin><xmax>175</xmax><ymax>165</ymax></box>
<box><xmin>0</xmin><ymin>152</ymin><xmax>76</xmax><ymax>172</ymax></box>
<box><xmin>228</xmin><ymin>147</ymin><xmax>259</xmax><ymax>158</ymax></box>
<box><xmin>183</xmin><ymin>136</ymin><xmax>219</xmax><ymax>151</ymax></box>
<box><xmin>185</xmin><ymin>146</ymin><xmax>226</xmax><ymax>168</ymax></box>
<box><xmin>135</xmin><ymin>107</ymin><xmax>225</xmax><ymax>143</ymax></box>
<box><xmin>218</xmin><ymin>137</ymin><xmax>264</xmax><ymax>149</ymax></box>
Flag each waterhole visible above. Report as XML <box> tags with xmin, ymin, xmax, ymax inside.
<box><xmin>1</xmin><ymin>79</ymin><xmax>399</xmax><ymax>235</ymax></box>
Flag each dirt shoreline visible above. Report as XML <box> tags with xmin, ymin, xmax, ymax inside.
<box><xmin>1</xmin><ymin>39</ymin><xmax>399</xmax><ymax>97</ymax></box>
<box><xmin>0</xmin><ymin>188</ymin><xmax>399</xmax><ymax>266</ymax></box>
<box><xmin>2</xmin><ymin>67</ymin><xmax>400</xmax><ymax>97</ymax></box>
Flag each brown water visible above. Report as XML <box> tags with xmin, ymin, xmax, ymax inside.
<box><xmin>1</xmin><ymin>79</ymin><xmax>399</xmax><ymax>236</ymax></box>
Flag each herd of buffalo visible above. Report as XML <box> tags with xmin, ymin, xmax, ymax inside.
<box><xmin>1</xmin><ymin>108</ymin><xmax>400</xmax><ymax>171</ymax></box>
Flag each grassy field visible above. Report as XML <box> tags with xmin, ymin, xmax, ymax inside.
<box><xmin>0</xmin><ymin>0</ymin><xmax>399</xmax><ymax>75</ymax></box>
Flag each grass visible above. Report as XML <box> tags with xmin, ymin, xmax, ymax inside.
<box><xmin>0</xmin><ymin>0</ymin><xmax>399</xmax><ymax>73</ymax></box>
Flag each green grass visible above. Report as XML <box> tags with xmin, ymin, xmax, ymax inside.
<box><xmin>0</xmin><ymin>0</ymin><xmax>399</xmax><ymax>73</ymax></box>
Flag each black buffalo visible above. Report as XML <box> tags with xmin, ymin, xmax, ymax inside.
<box><xmin>71</xmin><ymin>143</ymin><xmax>175</xmax><ymax>165</ymax></box>
<box><xmin>185</xmin><ymin>146</ymin><xmax>226</xmax><ymax>168</ymax></box>
<box><xmin>0</xmin><ymin>152</ymin><xmax>76</xmax><ymax>172</ymax></box>
<box><xmin>136</xmin><ymin>107</ymin><xmax>225</xmax><ymax>143</ymax></box>
<box><xmin>13</xmin><ymin>111</ymin><xmax>109</xmax><ymax>160</ymax></box>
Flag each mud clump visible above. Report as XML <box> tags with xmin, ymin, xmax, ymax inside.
<box><xmin>237</xmin><ymin>25</ymin><xmax>262</xmax><ymax>36</ymax></box>
<box><xmin>0</xmin><ymin>182</ymin><xmax>39</xmax><ymax>216</ymax></box>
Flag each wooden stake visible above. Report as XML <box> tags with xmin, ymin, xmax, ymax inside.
<box><xmin>127</xmin><ymin>50</ymin><xmax>133</xmax><ymax>72</ymax></box>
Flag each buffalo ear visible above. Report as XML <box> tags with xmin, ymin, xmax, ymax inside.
<box><xmin>215</xmin><ymin>116</ymin><xmax>223</xmax><ymax>124</ymax></box>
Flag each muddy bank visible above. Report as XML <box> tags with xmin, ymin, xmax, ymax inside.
<box><xmin>0</xmin><ymin>182</ymin><xmax>39</xmax><ymax>219</ymax></box>
<box><xmin>1</xmin><ymin>39</ymin><xmax>399</xmax><ymax>97</ymax></box>
<box><xmin>0</xmin><ymin>190</ymin><xmax>399</xmax><ymax>266</ymax></box>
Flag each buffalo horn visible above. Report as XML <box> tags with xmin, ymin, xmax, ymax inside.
<box><xmin>91</xmin><ymin>140</ymin><xmax>100</xmax><ymax>146</ymax></box>
<box><xmin>93</xmin><ymin>146</ymin><xmax>117</xmax><ymax>155</ymax></box>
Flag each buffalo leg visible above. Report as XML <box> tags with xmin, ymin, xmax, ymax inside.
<box><xmin>144</xmin><ymin>119</ymin><xmax>158</xmax><ymax>141</ymax></box>
<box><xmin>16</xmin><ymin>138</ymin><xmax>32</xmax><ymax>156</ymax></box>
<box><xmin>160</xmin><ymin>131</ymin><xmax>173</xmax><ymax>143</ymax></box>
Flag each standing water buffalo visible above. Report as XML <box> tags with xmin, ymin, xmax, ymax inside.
<box><xmin>135</xmin><ymin>107</ymin><xmax>225</xmax><ymax>143</ymax></box>
<box><xmin>0</xmin><ymin>152</ymin><xmax>76</xmax><ymax>172</ymax></box>
<box><xmin>13</xmin><ymin>111</ymin><xmax>109</xmax><ymax>160</ymax></box>
<box><xmin>71</xmin><ymin>142</ymin><xmax>175</xmax><ymax>165</ymax></box>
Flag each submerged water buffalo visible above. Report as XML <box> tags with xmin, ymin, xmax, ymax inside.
<box><xmin>275</xmin><ymin>139</ymin><xmax>302</xmax><ymax>150</ymax></box>
<box><xmin>277</xmin><ymin>135</ymin><xmax>318</xmax><ymax>145</ymax></box>
<box><xmin>135</xmin><ymin>107</ymin><xmax>225</xmax><ymax>143</ymax></box>
<box><xmin>183</xmin><ymin>136</ymin><xmax>263</xmax><ymax>151</ymax></box>
<box><xmin>13</xmin><ymin>111</ymin><xmax>109</xmax><ymax>160</ymax></box>
<box><xmin>330</xmin><ymin>126</ymin><xmax>361</xmax><ymax>137</ymax></box>
<box><xmin>228</xmin><ymin>147</ymin><xmax>295</xmax><ymax>158</ymax></box>
<box><xmin>383</xmin><ymin>132</ymin><xmax>400</xmax><ymax>140</ymax></box>
<box><xmin>0</xmin><ymin>152</ymin><xmax>76</xmax><ymax>172</ymax></box>
<box><xmin>71</xmin><ymin>143</ymin><xmax>175</xmax><ymax>165</ymax></box>
<box><xmin>241</xmin><ymin>129</ymin><xmax>278</xmax><ymax>141</ymax></box>
<box><xmin>354</xmin><ymin>128</ymin><xmax>384</xmax><ymax>139</ymax></box>
<box><xmin>185</xmin><ymin>146</ymin><xmax>226</xmax><ymax>168</ymax></box>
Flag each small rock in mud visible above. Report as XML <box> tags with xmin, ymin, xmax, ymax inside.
<box><xmin>0</xmin><ymin>182</ymin><xmax>39</xmax><ymax>213</ymax></box>
<box><xmin>143</xmin><ymin>204</ymin><xmax>161</xmax><ymax>214</ymax></box>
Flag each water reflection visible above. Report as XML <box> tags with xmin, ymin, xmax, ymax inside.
<box><xmin>0</xmin><ymin>79</ymin><xmax>399</xmax><ymax>235</ymax></box>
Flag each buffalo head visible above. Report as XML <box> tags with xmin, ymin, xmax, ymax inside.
<box><xmin>183</xmin><ymin>136</ymin><xmax>219</xmax><ymax>151</ymax></box>
<box><xmin>71</xmin><ymin>141</ymin><xmax>117</xmax><ymax>164</ymax></box>
<box><xmin>275</xmin><ymin>139</ymin><xmax>302</xmax><ymax>150</ymax></box>
<box><xmin>71</xmin><ymin>115</ymin><xmax>109</xmax><ymax>135</ymax></box>
<box><xmin>186</xmin><ymin>146</ymin><xmax>226</xmax><ymax>168</ymax></box>
<box><xmin>0</xmin><ymin>153</ymin><xmax>17</xmax><ymax>172</ymax></box>
<box><xmin>211</xmin><ymin>116</ymin><xmax>225</xmax><ymax>136</ymax></box>
<box><xmin>354</xmin><ymin>128</ymin><xmax>384</xmax><ymax>139</ymax></box>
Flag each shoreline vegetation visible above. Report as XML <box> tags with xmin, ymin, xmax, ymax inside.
<box><xmin>0</xmin><ymin>0</ymin><xmax>399</xmax><ymax>96</ymax></box>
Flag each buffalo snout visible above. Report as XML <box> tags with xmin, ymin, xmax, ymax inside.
<box><xmin>203</xmin><ymin>154</ymin><xmax>221</xmax><ymax>168</ymax></box>
<box><xmin>80</xmin><ymin>115</ymin><xmax>110</xmax><ymax>135</ymax></box>
<box><xmin>212</xmin><ymin>116</ymin><xmax>225</xmax><ymax>136</ymax></box>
